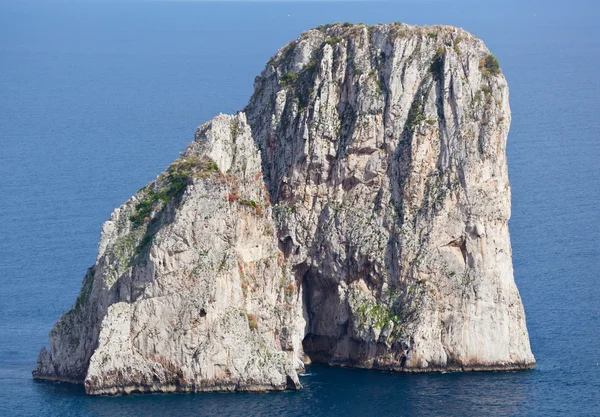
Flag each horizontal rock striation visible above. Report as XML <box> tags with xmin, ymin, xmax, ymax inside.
<box><xmin>34</xmin><ymin>22</ymin><xmax>534</xmax><ymax>395</ymax></box>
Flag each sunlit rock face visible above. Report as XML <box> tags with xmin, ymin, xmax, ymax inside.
<box><xmin>33</xmin><ymin>23</ymin><xmax>535</xmax><ymax>395</ymax></box>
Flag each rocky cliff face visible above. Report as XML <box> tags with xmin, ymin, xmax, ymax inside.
<box><xmin>33</xmin><ymin>23</ymin><xmax>535</xmax><ymax>395</ymax></box>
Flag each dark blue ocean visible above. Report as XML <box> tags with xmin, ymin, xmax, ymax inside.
<box><xmin>1</xmin><ymin>0</ymin><xmax>599</xmax><ymax>415</ymax></box>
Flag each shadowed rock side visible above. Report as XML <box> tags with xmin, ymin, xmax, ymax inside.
<box><xmin>34</xmin><ymin>23</ymin><xmax>535</xmax><ymax>395</ymax></box>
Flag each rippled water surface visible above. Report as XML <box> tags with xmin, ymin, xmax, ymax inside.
<box><xmin>1</xmin><ymin>0</ymin><xmax>599</xmax><ymax>415</ymax></box>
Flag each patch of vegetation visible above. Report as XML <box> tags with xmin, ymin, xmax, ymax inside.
<box><xmin>130</xmin><ymin>156</ymin><xmax>220</xmax><ymax>227</ymax></box>
<box><xmin>239</xmin><ymin>199</ymin><xmax>258</xmax><ymax>209</ymax></box>
<box><xmin>325</xmin><ymin>36</ymin><xmax>343</xmax><ymax>46</ymax></box>
<box><xmin>247</xmin><ymin>313</ymin><xmax>258</xmax><ymax>331</ymax></box>
<box><xmin>281</xmin><ymin>40</ymin><xmax>297</xmax><ymax>61</ymax></box>
<box><xmin>421</xmin><ymin>171</ymin><xmax>450</xmax><ymax>213</ymax></box>
<box><xmin>389</xmin><ymin>23</ymin><xmax>409</xmax><ymax>41</ymax></box>
<box><xmin>303</xmin><ymin>59</ymin><xmax>318</xmax><ymax>74</ymax></box>
<box><xmin>109</xmin><ymin>225</ymin><xmax>154</xmax><ymax>275</ymax></box>
<box><xmin>316</xmin><ymin>23</ymin><xmax>340</xmax><ymax>31</ymax></box>
<box><xmin>279</xmin><ymin>72</ymin><xmax>298</xmax><ymax>87</ymax></box>
<box><xmin>130</xmin><ymin>199</ymin><xmax>154</xmax><ymax>228</ymax></box>
<box><xmin>407</xmin><ymin>93</ymin><xmax>427</xmax><ymax>132</ymax></box>
<box><xmin>453</xmin><ymin>35</ymin><xmax>464</xmax><ymax>55</ymax></box>
<box><xmin>427</xmin><ymin>32</ymin><xmax>438</xmax><ymax>39</ymax></box>
<box><xmin>356</xmin><ymin>300</ymin><xmax>401</xmax><ymax>330</ymax></box>
<box><xmin>284</xmin><ymin>283</ymin><xmax>295</xmax><ymax>298</ymax></box>
<box><xmin>480</xmin><ymin>54</ymin><xmax>501</xmax><ymax>76</ymax></box>
<box><xmin>473</xmin><ymin>85</ymin><xmax>494</xmax><ymax>109</ymax></box>
<box><xmin>113</xmin><ymin>229</ymin><xmax>143</xmax><ymax>266</ymax></box>
<box><xmin>230</xmin><ymin>120</ymin><xmax>241</xmax><ymax>138</ymax></box>
<box><xmin>230</xmin><ymin>191</ymin><xmax>265</xmax><ymax>216</ymax></box>
<box><xmin>269</xmin><ymin>40</ymin><xmax>297</xmax><ymax>67</ymax></box>
<box><xmin>353</xmin><ymin>286</ymin><xmax>422</xmax><ymax>335</ymax></box>
<box><xmin>137</xmin><ymin>234</ymin><xmax>154</xmax><ymax>254</ymax></box>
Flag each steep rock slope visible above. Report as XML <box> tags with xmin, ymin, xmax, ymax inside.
<box><xmin>34</xmin><ymin>115</ymin><xmax>305</xmax><ymax>394</ymax></box>
<box><xmin>34</xmin><ymin>23</ymin><xmax>535</xmax><ymax>395</ymax></box>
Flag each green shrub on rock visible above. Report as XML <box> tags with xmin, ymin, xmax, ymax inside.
<box><xmin>481</xmin><ymin>54</ymin><xmax>501</xmax><ymax>76</ymax></box>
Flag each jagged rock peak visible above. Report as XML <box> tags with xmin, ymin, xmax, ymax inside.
<box><xmin>33</xmin><ymin>23</ymin><xmax>534</xmax><ymax>396</ymax></box>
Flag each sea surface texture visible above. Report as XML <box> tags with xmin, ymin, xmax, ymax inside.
<box><xmin>0</xmin><ymin>0</ymin><xmax>598</xmax><ymax>415</ymax></box>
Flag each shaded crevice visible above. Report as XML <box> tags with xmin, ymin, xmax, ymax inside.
<box><xmin>447</xmin><ymin>237</ymin><xmax>468</xmax><ymax>265</ymax></box>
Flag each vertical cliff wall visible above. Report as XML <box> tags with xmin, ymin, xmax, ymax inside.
<box><xmin>34</xmin><ymin>23</ymin><xmax>535</xmax><ymax>395</ymax></box>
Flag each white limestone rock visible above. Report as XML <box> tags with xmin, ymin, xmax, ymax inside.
<box><xmin>34</xmin><ymin>23</ymin><xmax>534</xmax><ymax>395</ymax></box>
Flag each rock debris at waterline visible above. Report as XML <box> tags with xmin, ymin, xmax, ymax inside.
<box><xmin>33</xmin><ymin>22</ymin><xmax>535</xmax><ymax>396</ymax></box>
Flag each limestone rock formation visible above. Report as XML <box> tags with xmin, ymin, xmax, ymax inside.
<box><xmin>33</xmin><ymin>23</ymin><xmax>535</xmax><ymax>395</ymax></box>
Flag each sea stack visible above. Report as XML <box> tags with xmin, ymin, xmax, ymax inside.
<box><xmin>33</xmin><ymin>23</ymin><xmax>535</xmax><ymax>395</ymax></box>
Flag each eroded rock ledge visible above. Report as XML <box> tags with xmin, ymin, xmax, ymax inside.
<box><xmin>33</xmin><ymin>22</ymin><xmax>535</xmax><ymax>395</ymax></box>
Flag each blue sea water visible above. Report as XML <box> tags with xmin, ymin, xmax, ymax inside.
<box><xmin>1</xmin><ymin>0</ymin><xmax>599</xmax><ymax>415</ymax></box>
